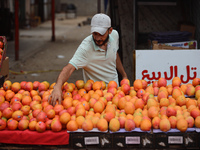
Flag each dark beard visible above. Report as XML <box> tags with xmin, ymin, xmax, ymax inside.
<box><xmin>93</xmin><ymin>35</ymin><xmax>109</xmax><ymax>47</ymax></box>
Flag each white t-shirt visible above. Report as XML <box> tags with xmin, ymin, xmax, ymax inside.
<box><xmin>69</xmin><ymin>29</ymin><xmax>119</xmax><ymax>85</ymax></box>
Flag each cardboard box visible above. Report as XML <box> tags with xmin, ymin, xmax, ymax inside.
<box><xmin>152</xmin><ymin>40</ymin><xmax>197</xmax><ymax>50</ymax></box>
<box><xmin>55</xmin><ymin>13</ymin><xmax>66</xmax><ymax>20</ymax></box>
<box><xmin>0</xmin><ymin>57</ymin><xmax>9</xmax><ymax>78</ymax></box>
<box><xmin>180</xmin><ymin>24</ymin><xmax>196</xmax><ymax>39</ymax></box>
<box><xmin>0</xmin><ymin>36</ymin><xmax>7</xmax><ymax>68</ymax></box>
<box><xmin>0</xmin><ymin>57</ymin><xmax>9</xmax><ymax>87</ymax></box>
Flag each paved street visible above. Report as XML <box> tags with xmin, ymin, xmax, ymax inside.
<box><xmin>6</xmin><ymin>16</ymin><xmax>91</xmax><ymax>85</ymax></box>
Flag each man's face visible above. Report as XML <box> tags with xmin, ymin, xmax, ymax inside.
<box><xmin>92</xmin><ymin>28</ymin><xmax>110</xmax><ymax>47</ymax></box>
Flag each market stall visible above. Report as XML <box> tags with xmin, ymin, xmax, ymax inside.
<box><xmin>0</xmin><ymin>37</ymin><xmax>200</xmax><ymax>150</ymax></box>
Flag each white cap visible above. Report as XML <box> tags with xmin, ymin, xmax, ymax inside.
<box><xmin>91</xmin><ymin>13</ymin><xmax>111</xmax><ymax>35</ymax></box>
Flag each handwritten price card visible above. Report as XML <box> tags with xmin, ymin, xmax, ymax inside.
<box><xmin>135</xmin><ymin>50</ymin><xmax>199</xmax><ymax>85</ymax></box>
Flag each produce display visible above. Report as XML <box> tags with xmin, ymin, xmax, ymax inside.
<box><xmin>0</xmin><ymin>77</ymin><xmax>200</xmax><ymax>134</ymax></box>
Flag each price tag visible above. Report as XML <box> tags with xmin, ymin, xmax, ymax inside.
<box><xmin>84</xmin><ymin>136</ymin><xmax>99</xmax><ymax>145</ymax></box>
<box><xmin>125</xmin><ymin>136</ymin><xmax>140</xmax><ymax>144</ymax></box>
<box><xmin>168</xmin><ymin>136</ymin><xmax>183</xmax><ymax>144</ymax></box>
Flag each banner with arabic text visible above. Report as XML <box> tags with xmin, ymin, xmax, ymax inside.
<box><xmin>135</xmin><ymin>50</ymin><xmax>199</xmax><ymax>85</ymax></box>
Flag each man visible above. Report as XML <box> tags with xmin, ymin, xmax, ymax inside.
<box><xmin>49</xmin><ymin>13</ymin><xmax>127</xmax><ymax>106</ymax></box>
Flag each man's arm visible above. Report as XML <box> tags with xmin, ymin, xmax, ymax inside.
<box><xmin>116</xmin><ymin>52</ymin><xmax>128</xmax><ymax>79</ymax></box>
<box><xmin>49</xmin><ymin>63</ymin><xmax>76</xmax><ymax>106</ymax></box>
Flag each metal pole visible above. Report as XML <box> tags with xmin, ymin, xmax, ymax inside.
<box><xmin>51</xmin><ymin>0</ymin><xmax>55</xmax><ymax>41</ymax></box>
<box><xmin>98</xmin><ymin>0</ymin><xmax>101</xmax><ymax>13</ymax></box>
<box><xmin>15</xmin><ymin>0</ymin><xmax>19</xmax><ymax>60</ymax></box>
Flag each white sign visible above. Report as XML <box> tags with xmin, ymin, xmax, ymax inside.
<box><xmin>135</xmin><ymin>50</ymin><xmax>200</xmax><ymax>85</ymax></box>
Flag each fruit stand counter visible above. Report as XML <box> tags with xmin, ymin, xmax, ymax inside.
<box><xmin>1</xmin><ymin>129</ymin><xmax>200</xmax><ymax>149</ymax></box>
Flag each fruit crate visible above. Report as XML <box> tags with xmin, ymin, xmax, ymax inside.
<box><xmin>167</xmin><ymin>132</ymin><xmax>185</xmax><ymax>149</ymax></box>
<box><xmin>140</xmin><ymin>132</ymin><xmax>154</xmax><ymax>149</ymax></box>
<box><xmin>154</xmin><ymin>132</ymin><xmax>169</xmax><ymax>149</ymax></box>
<box><xmin>69</xmin><ymin>131</ymin><xmax>112</xmax><ymax>149</ymax></box>
<box><xmin>197</xmin><ymin>129</ymin><xmax>200</xmax><ymax>148</ymax></box>
<box><xmin>112</xmin><ymin>130</ymin><xmax>146</xmax><ymax>149</ymax></box>
<box><xmin>184</xmin><ymin>131</ymin><xmax>198</xmax><ymax>149</ymax></box>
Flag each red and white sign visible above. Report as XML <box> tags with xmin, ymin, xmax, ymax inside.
<box><xmin>135</xmin><ymin>50</ymin><xmax>200</xmax><ymax>85</ymax></box>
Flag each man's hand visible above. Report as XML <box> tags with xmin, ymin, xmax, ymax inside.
<box><xmin>48</xmin><ymin>86</ymin><xmax>63</xmax><ymax>106</ymax></box>
<box><xmin>48</xmin><ymin>64</ymin><xmax>75</xmax><ymax>106</ymax></box>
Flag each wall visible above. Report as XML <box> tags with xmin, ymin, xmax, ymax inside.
<box><xmin>138</xmin><ymin>4</ymin><xmax>182</xmax><ymax>33</ymax></box>
<box><xmin>137</xmin><ymin>0</ymin><xmax>200</xmax><ymax>49</ymax></box>
<box><xmin>189</xmin><ymin>0</ymin><xmax>200</xmax><ymax>49</ymax></box>
<box><xmin>137</xmin><ymin>2</ymin><xmax>183</xmax><ymax>49</ymax></box>
<box><xmin>59</xmin><ymin>0</ymin><xmax>105</xmax><ymax>16</ymax></box>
